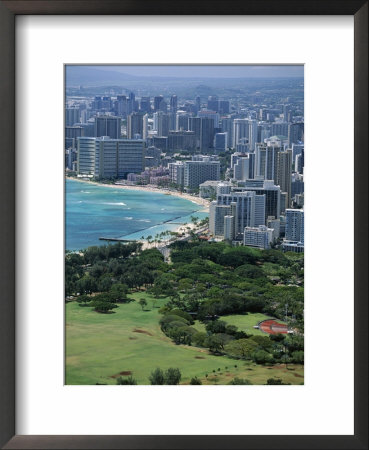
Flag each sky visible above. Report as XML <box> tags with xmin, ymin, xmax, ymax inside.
<box><xmin>87</xmin><ymin>65</ymin><xmax>304</xmax><ymax>78</ymax></box>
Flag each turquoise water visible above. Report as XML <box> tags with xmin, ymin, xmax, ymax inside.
<box><xmin>66</xmin><ymin>179</ymin><xmax>208</xmax><ymax>251</ymax></box>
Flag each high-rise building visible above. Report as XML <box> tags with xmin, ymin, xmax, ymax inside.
<box><xmin>170</xmin><ymin>95</ymin><xmax>178</xmax><ymax>114</ymax></box>
<box><xmin>214</xmin><ymin>132</ymin><xmax>228</xmax><ymax>152</ymax></box>
<box><xmin>154</xmin><ymin>111</ymin><xmax>170</xmax><ymax>137</ymax></box>
<box><xmin>219</xmin><ymin>100</ymin><xmax>230</xmax><ymax>115</ymax></box>
<box><xmin>65</xmin><ymin>107</ymin><xmax>80</xmax><ymax>126</ymax></box>
<box><xmin>224</xmin><ymin>215</ymin><xmax>235</xmax><ymax>240</ymax></box>
<box><xmin>140</xmin><ymin>96</ymin><xmax>151</xmax><ymax>113</ymax></box>
<box><xmin>220</xmin><ymin>116</ymin><xmax>233</xmax><ymax>147</ymax></box>
<box><xmin>127</xmin><ymin>113</ymin><xmax>144</xmax><ymax>139</ymax></box>
<box><xmin>209</xmin><ymin>202</ymin><xmax>231</xmax><ymax>236</ymax></box>
<box><xmin>277</xmin><ymin>149</ymin><xmax>293</xmax><ymax>208</ymax></box>
<box><xmin>184</xmin><ymin>161</ymin><xmax>220</xmax><ymax>189</ymax></box>
<box><xmin>233</xmin><ymin>119</ymin><xmax>249</xmax><ymax>148</ymax></box>
<box><xmin>207</xmin><ymin>95</ymin><xmax>219</xmax><ymax>112</ymax></box>
<box><xmin>77</xmin><ymin>136</ymin><xmax>145</xmax><ymax>178</ymax></box>
<box><xmin>233</xmin><ymin>154</ymin><xmax>254</xmax><ymax>181</ymax></box>
<box><xmin>285</xmin><ymin>209</ymin><xmax>304</xmax><ymax>243</ymax></box>
<box><xmin>176</xmin><ymin>111</ymin><xmax>190</xmax><ymax>131</ymax></box>
<box><xmin>244</xmin><ymin>225</ymin><xmax>274</xmax><ymax>249</ymax></box>
<box><xmin>94</xmin><ymin>116</ymin><xmax>121</xmax><ymax>139</ymax></box>
<box><xmin>199</xmin><ymin>117</ymin><xmax>215</xmax><ymax>151</ymax></box>
<box><xmin>288</xmin><ymin>122</ymin><xmax>304</xmax><ymax>146</ymax></box>
<box><xmin>214</xmin><ymin>190</ymin><xmax>266</xmax><ymax>239</ymax></box>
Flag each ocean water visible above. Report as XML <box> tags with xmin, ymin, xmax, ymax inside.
<box><xmin>66</xmin><ymin>179</ymin><xmax>208</xmax><ymax>251</ymax></box>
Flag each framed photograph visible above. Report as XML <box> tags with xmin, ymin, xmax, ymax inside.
<box><xmin>0</xmin><ymin>1</ymin><xmax>367</xmax><ymax>449</ymax></box>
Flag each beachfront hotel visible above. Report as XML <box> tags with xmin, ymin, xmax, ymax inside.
<box><xmin>77</xmin><ymin>136</ymin><xmax>145</xmax><ymax>179</ymax></box>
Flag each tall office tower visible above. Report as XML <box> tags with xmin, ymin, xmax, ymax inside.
<box><xmin>283</xmin><ymin>104</ymin><xmax>291</xmax><ymax>122</ymax></box>
<box><xmin>168</xmin><ymin>131</ymin><xmax>196</xmax><ymax>150</ymax></box>
<box><xmin>184</xmin><ymin>161</ymin><xmax>220</xmax><ymax>189</ymax></box>
<box><xmin>176</xmin><ymin>112</ymin><xmax>189</xmax><ymax>131</ymax></box>
<box><xmin>127</xmin><ymin>113</ymin><xmax>144</xmax><ymax>139</ymax></box>
<box><xmin>159</xmin><ymin>99</ymin><xmax>168</xmax><ymax>113</ymax></box>
<box><xmin>142</xmin><ymin>114</ymin><xmax>149</xmax><ymax>140</ymax></box>
<box><xmin>170</xmin><ymin>95</ymin><xmax>178</xmax><ymax>114</ymax></box>
<box><xmin>209</xmin><ymin>202</ymin><xmax>231</xmax><ymax>236</ymax></box>
<box><xmin>295</xmin><ymin>152</ymin><xmax>304</xmax><ymax>174</ymax></box>
<box><xmin>65</xmin><ymin>107</ymin><xmax>80</xmax><ymax>126</ymax></box>
<box><xmin>271</xmin><ymin>122</ymin><xmax>288</xmax><ymax>137</ymax></box>
<box><xmin>288</xmin><ymin>122</ymin><xmax>304</xmax><ymax>146</ymax></box>
<box><xmin>140</xmin><ymin>96</ymin><xmax>151</xmax><ymax>113</ymax></box>
<box><xmin>101</xmin><ymin>97</ymin><xmax>112</xmax><ymax>111</ymax></box>
<box><xmin>292</xmin><ymin>143</ymin><xmax>304</xmax><ymax>161</ymax></box>
<box><xmin>214</xmin><ymin>132</ymin><xmax>228</xmax><ymax>152</ymax></box>
<box><xmin>92</xmin><ymin>96</ymin><xmax>102</xmax><ymax>110</ymax></box>
<box><xmin>200</xmin><ymin>118</ymin><xmax>215</xmax><ymax>151</ymax></box>
<box><xmin>285</xmin><ymin>209</ymin><xmax>304</xmax><ymax>243</ymax></box>
<box><xmin>127</xmin><ymin>92</ymin><xmax>136</xmax><ymax>115</ymax></box>
<box><xmin>233</xmin><ymin>119</ymin><xmax>249</xmax><ymax>148</ymax></box>
<box><xmin>195</xmin><ymin>96</ymin><xmax>201</xmax><ymax>113</ymax></box>
<box><xmin>154</xmin><ymin>95</ymin><xmax>164</xmax><ymax>112</ymax></box>
<box><xmin>77</xmin><ymin>137</ymin><xmax>144</xmax><ymax>178</ymax></box>
<box><xmin>116</xmin><ymin>95</ymin><xmax>127</xmax><ymax>117</ymax></box>
<box><xmin>221</xmin><ymin>116</ymin><xmax>233</xmax><ymax>147</ymax></box>
<box><xmin>198</xmin><ymin>110</ymin><xmax>220</xmax><ymax>128</ymax></box>
<box><xmin>291</xmin><ymin>172</ymin><xmax>304</xmax><ymax>196</ymax></box>
<box><xmin>242</xmin><ymin>179</ymin><xmax>281</xmax><ymax>221</ymax></box>
<box><xmin>244</xmin><ymin>225</ymin><xmax>274</xmax><ymax>249</ymax></box>
<box><xmin>255</xmin><ymin>143</ymin><xmax>280</xmax><ymax>183</ymax></box>
<box><xmin>154</xmin><ymin>111</ymin><xmax>170</xmax><ymax>137</ymax></box>
<box><xmin>189</xmin><ymin>117</ymin><xmax>201</xmax><ymax>148</ymax></box>
<box><xmin>248</xmin><ymin>120</ymin><xmax>258</xmax><ymax>152</ymax></box>
<box><xmin>277</xmin><ymin>149</ymin><xmax>293</xmax><ymax>208</ymax></box>
<box><xmin>233</xmin><ymin>155</ymin><xmax>253</xmax><ymax>181</ymax></box>
<box><xmin>207</xmin><ymin>95</ymin><xmax>219</xmax><ymax>112</ymax></box>
<box><xmin>219</xmin><ymin>100</ymin><xmax>230</xmax><ymax>115</ymax></box>
<box><xmin>94</xmin><ymin>116</ymin><xmax>121</xmax><ymax>139</ymax></box>
<box><xmin>224</xmin><ymin>215</ymin><xmax>235</xmax><ymax>241</ymax></box>
<box><xmin>215</xmin><ymin>190</ymin><xmax>265</xmax><ymax>239</ymax></box>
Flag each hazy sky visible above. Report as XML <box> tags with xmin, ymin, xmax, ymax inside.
<box><xmin>90</xmin><ymin>65</ymin><xmax>303</xmax><ymax>78</ymax></box>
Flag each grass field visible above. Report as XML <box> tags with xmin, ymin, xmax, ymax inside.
<box><xmin>66</xmin><ymin>292</ymin><xmax>303</xmax><ymax>385</ymax></box>
<box><xmin>223</xmin><ymin>313</ymin><xmax>280</xmax><ymax>336</ymax></box>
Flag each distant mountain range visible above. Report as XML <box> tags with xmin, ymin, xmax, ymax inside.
<box><xmin>66</xmin><ymin>66</ymin><xmax>141</xmax><ymax>86</ymax></box>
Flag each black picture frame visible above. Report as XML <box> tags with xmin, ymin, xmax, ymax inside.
<box><xmin>0</xmin><ymin>1</ymin><xmax>367</xmax><ymax>449</ymax></box>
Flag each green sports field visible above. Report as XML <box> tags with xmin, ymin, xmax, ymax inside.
<box><xmin>66</xmin><ymin>292</ymin><xmax>303</xmax><ymax>385</ymax></box>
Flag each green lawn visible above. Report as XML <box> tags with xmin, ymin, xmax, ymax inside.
<box><xmin>66</xmin><ymin>292</ymin><xmax>302</xmax><ymax>385</ymax></box>
<box><xmin>223</xmin><ymin>312</ymin><xmax>274</xmax><ymax>336</ymax></box>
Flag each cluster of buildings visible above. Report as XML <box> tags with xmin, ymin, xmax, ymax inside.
<box><xmin>65</xmin><ymin>88</ymin><xmax>304</xmax><ymax>252</ymax></box>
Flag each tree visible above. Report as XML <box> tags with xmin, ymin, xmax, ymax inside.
<box><xmin>109</xmin><ymin>283</ymin><xmax>129</xmax><ymax>303</ymax></box>
<box><xmin>164</xmin><ymin>368</ymin><xmax>181</xmax><ymax>385</ymax></box>
<box><xmin>266</xmin><ymin>378</ymin><xmax>290</xmax><ymax>385</ymax></box>
<box><xmin>90</xmin><ymin>300</ymin><xmax>117</xmax><ymax>314</ymax></box>
<box><xmin>139</xmin><ymin>298</ymin><xmax>148</xmax><ymax>311</ymax></box>
<box><xmin>116</xmin><ymin>375</ymin><xmax>137</xmax><ymax>385</ymax></box>
<box><xmin>149</xmin><ymin>368</ymin><xmax>165</xmax><ymax>385</ymax></box>
<box><xmin>204</xmin><ymin>334</ymin><xmax>224</xmax><ymax>354</ymax></box>
<box><xmin>76</xmin><ymin>294</ymin><xmax>90</xmax><ymax>306</ymax></box>
<box><xmin>190</xmin><ymin>377</ymin><xmax>202</xmax><ymax>385</ymax></box>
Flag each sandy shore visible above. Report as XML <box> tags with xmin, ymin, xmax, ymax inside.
<box><xmin>66</xmin><ymin>176</ymin><xmax>209</xmax><ymax>210</ymax></box>
<box><xmin>66</xmin><ymin>176</ymin><xmax>209</xmax><ymax>245</ymax></box>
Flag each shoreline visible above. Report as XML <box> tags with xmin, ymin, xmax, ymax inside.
<box><xmin>66</xmin><ymin>176</ymin><xmax>209</xmax><ymax>248</ymax></box>
<box><xmin>66</xmin><ymin>176</ymin><xmax>210</xmax><ymax>211</ymax></box>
